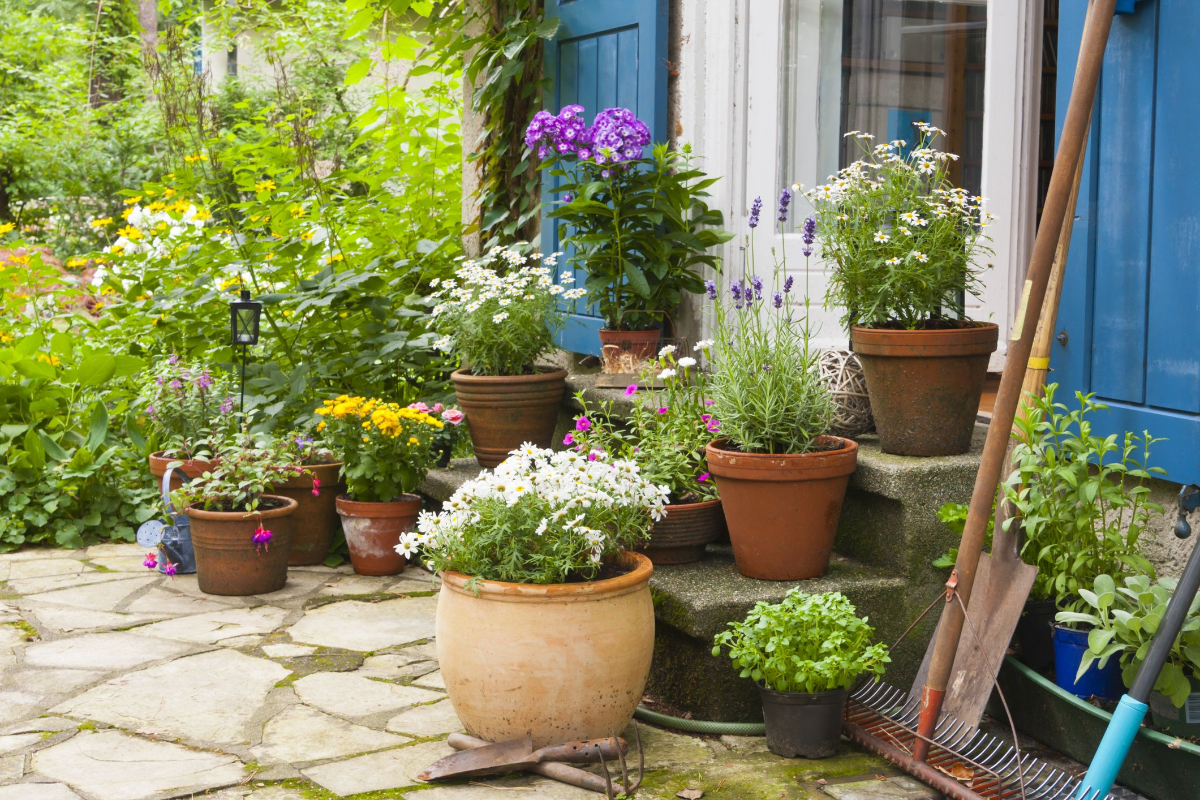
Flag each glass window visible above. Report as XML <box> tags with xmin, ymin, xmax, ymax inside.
<box><xmin>779</xmin><ymin>0</ymin><xmax>988</xmax><ymax>227</ymax></box>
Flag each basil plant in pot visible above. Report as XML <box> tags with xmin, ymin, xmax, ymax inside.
<box><xmin>316</xmin><ymin>396</ymin><xmax>443</xmax><ymax>576</ymax></box>
<box><xmin>529</xmin><ymin>105</ymin><xmax>732</xmax><ymax>354</ymax></box>
<box><xmin>704</xmin><ymin>202</ymin><xmax>856</xmax><ymax>581</ymax></box>
<box><xmin>140</xmin><ymin>356</ymin><xmax>236</xmax><ymax>491</ymax></box>
<box><xmin>407</xmin><ymin>444</ymin><xmax>669</xmax><ymax>747</ymax></box>
<box><xmin>169</xmin><ymin>436</ymin><xmax>304</xmax><ymax>596</ymax></box>
<box><xmin>429</xmin><ymin>245</ymin><xmax>578</xmax><ymax>467</ymax></box>
<box><xmin>806</xmin><ymin>124</ymin><xmax>997</xmax><ymax>456</ymax></box>
<box><xmin>713</xmin><ymin>590</ymin><xmax>890</xmax><ymax>758</ymax></box>
<box><xmin>570</xmin><ymin>346</ymin><xmax>723</xmax><ymax>564</ymax></box>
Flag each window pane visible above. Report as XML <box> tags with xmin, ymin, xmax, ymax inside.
<box><xmin>780</xmin><ymin>0</ymin><xmax>988</xmax><ymax>226</ymax></box>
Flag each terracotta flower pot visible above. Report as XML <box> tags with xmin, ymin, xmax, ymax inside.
<box><xmin>149</xmin><ymin>450</ymin><xmax>218</xmax><ymax>494</ymax></box>
<box><xmin>636</xmin><ymin>498</ymin><xmax>726</xmax><ymax>565</ymax></box>
<box><xmin>334</xmin><ymin>494</ymin><xmax>420</xmax><ymax>576</ymax></box>
<box><xmin>451</xmin><ymin>368</ymin><xmax>568</xmax><ymax>468</ymax></box>
<box><xmin>271</xmin><ymin>461</ymin><xmax>345</xmax><ymax>566</ymax></box>
<box><xmin>851</xmin><ymin>323</ymin><xmax>999</xmax><ymax>457</ymax></box>
<box><xmin>436</xmin><ymin>551</ymin><xmax>655</xmax><ymax>747</ymax></box>
<box><xmin>706</xmin><ymin>437</ymin><xmax>858</xmax><ymax>581</ymax></box>
<box><xmin>598</xmin><ymin>327</ymin><xmax>663</xmax><ymax>363</ymax></box>
<box><xmin>185</xmin><ymin>495</ymin><xmax>295</xmax><ymax>596</ymax></box>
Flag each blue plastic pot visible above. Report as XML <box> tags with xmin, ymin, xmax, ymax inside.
<box><xmin>1053</xmin><ymin>625</ymin><xmax>1124</xmax><ymax>701</ymax></box>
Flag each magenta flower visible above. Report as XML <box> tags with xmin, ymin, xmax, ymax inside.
<box><xmin>563</xmin><ymin>432</ymin><xmax>576</xmax><ymax>446</ymax></box>
<box><xmin>575</xmin><ymin>417</ymin><xmax>591</xmax><ymax>432</ymax></box>
<box><xmin>587</xmin><ymin>450</ymin><xmax>600</xmax><ymax>462</ymax></box>
<box><xmin>656</xmin><ymin>406</ymin><xmax>669</xmax><ymax>415</ymax></box>
<box><xmin>143</xmin><ymin>552</ymin><xmax>158</xmax><ymax>569</ymax></box>
<box><xmin>706</xmin><ymin>418</ymin><xmax>721</xmax><ymax>433</ymax></box>
<box><xmin>312</xmin><ymin>477</ymin><xmax>321</xmax><ymax>497</ymax></box>
<box><xmin>697</xmin><ymin>472</ymin><xmax>710</xmax><ymax>483</ymax></box>
<box><xmin>253</xmin><ymin>524</ymin><xmax>273</xmax><ymax>553</ymax></box>
<box><xmin>624</xmin><ymin>385</ymin><xmax>638</xmax><ymax>397</ymax></box>
<box><xmin>704</xmin><ymin>399</ymin><xmax>715</xmax><ymax>406</ymax></box>
<box><xmin>163</xmin><ymin>560</ymin><xmax>178</xmax><ymax>577</ymax></box>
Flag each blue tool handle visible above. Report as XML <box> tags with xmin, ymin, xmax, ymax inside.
<box><xmin>1075</xmin><ymin>695</ymin><xmax>1147</xmax><ymax>799</ymax></box>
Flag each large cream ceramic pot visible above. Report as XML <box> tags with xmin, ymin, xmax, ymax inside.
<box><xmin>436</xmin><ymin>552</ymin><xmax>655</xmax><ymax>747</ymax></box>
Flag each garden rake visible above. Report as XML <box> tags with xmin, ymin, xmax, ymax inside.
<box><xmin>844</xmin><ymin>1</ymin><xmax>1127</xmax><ymax>798</ymax></box>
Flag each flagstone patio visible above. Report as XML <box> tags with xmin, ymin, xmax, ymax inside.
<box><xmin>0</xmin><ymin>543</ymin><xmax>956</xmax><ymax>799</ymax></box>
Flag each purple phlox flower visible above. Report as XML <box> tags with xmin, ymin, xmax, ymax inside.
<box><xmin>253</xmin><ymin>524</ymin><xmax>274</xmax><ymax>553</ymax></box>
<box><xmin>751</xmin><ymin>275</ymin><xmax>764</xmax><ymax>300</ymax></box>
<box><xmin>143</xmin><ymin>551</ymin><xmax>158</xmax><ymax>569</ymax></box>
<box><xmin>656</xmin><ymin>406</ymin><xmax>669</xmax><ymax>415</ymax></box>
<box><xmin>777</xmin><ymin>187</ymin><xmax>792</xmax><ymax>223</ymax></box>
<box><xmin>748</xmin><ymin>196</ymin><xmax>763</xmax><ymax>229</ymax></box>
<box><xmin>219</xmin><ymin>396</ymin><xmax>234</xmax><ymax>414</ymax></box>
<box><xmin>705</xmin><ymin>279</ymin><xmax>718</xmax><ymax>299</ymax></box>
<box><xmin>624</xmin><ymin>384</ymin><xmax>638</xmax><ymax>397</ymax></box>
<box><xmin>587</xmin><ymin>108</ymin><xmax>651</xmax><ymax>167</ymax></box>
<box><xmin>697</xmin><ymin>472</ymin><xmax>710</xmax><ymax>483</ymax></box>
<box><xmin>564</xmin><ymin>432</ymin><xmax>576</xmax><ymax>446</ymax></box>
<box><xmin>575</xmin><ymin>417</ymin><xmax>591</xmax><ymax>432</ymax></box>
<box><xmin>783</xmin><ymin>275</ymin><xmax>795</xmax><ymax>295</ymax></box>
<box><xmin>773</xmin><ymin>292</ymin><xmax>783</xmax><ymax>309</ymax></box>
<box><xmin>525</xmin><ymin>106</ymin><xmax>595</xmax><ymax>159</ymax></box>
<box><xmin>163</xmin><ymin>560</ymin><xmax>178</xmax><ymax>577</ymax></box>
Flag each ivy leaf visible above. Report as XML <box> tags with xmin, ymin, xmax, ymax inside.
<box><xmin>534</xmin><ymin>16</ymin><xmax>561</xmax><ymax>38</ymax></box>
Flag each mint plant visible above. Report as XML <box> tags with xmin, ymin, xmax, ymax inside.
<box><xmin>712</xmin><ymin>590</ymin><xmax>890</xmax><ymax>694</ymax></box>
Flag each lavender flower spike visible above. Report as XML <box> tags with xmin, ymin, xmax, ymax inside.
<box><xmin>748</xmin><ymin>196</ymin><xmax>762</xmax><ymax>229</ymax></box>
<box><xmin>783</xmin><ymin>275</ymin><xmax>795</xmax><ymax>295</ymax></box>
<box><xmin>730</xmin><ymin>280</ymin><xmax>742</xmax><ymax>302</ymax></box>
<box><xmin>751</xmin><ymin>275</ymin><xmax>764</xmax><ymax>300</ymax></box>
<box><xmin>801</xmin><ymin>214</ymin><xmax>817</xmax><ymax>256</ymax></box>
<box><xmin>773</xmin><ymin>291</ymin><xmax>783</xmax><ymax>309</ymax></box>
<box><xmin>777</xmin><ymin>187</ymin><xmax>792</xmax><ymax>224</ymax></box>
<box><xmin>705</xmin><ymin>278</ymin><xmax>718</xmax><ymax>299</ymax></box>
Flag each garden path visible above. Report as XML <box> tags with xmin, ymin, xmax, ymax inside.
<box><xmin>1</xmin><ymin>543</ymin><xmax>952</xmax><ymax>799</ymax></box>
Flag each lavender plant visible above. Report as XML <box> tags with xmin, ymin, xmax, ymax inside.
<box><xmin>706</xmin><ymin>198</ymin><xmax>835</xmax><ymax>454</ymax></box>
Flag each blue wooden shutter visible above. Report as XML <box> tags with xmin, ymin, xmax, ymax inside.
<box><xmin>1054</xmin><ymin>0</ymin><xmax>1200</xmax><ymax>485</ymax></box>
<box><xmin>540</xmin><ymin>0</ymin><xmax>670</xmax><ymax>356</ymax></box>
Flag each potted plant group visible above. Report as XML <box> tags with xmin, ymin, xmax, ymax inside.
<box><xmin>269</xmin><ymin>432</ymin><xmax>344</xmax><ymax>566</ymax></box>
<box><xmin>140</xmin><ymin>355</ymin><xmax>236</xmax><ymax>491</ymax></box>
<box><xmin>571</xmin><ymin>346</ymin><xmax>724</xmax><ymax>564</ymax></box>
<box><xmin>316</xmin><ymin>395</ymin><xmax>443</xmax><ymax>575</ymax></box>
<box><xmin>409</xmin><ymin>444</ymin><xmax>669</xmax><ymax>747</ymax></box>
<box><xmin>1004</xmin><ymin>385</ymin><xmax>1161</xmax><ymax>679</ymax></box>
<box><xmin>713</xmin><ymin>590</ymin><xmax>890</xmax><ymax>758</ymax></box>
<box><xmin>529</xmin><ymin>105</ymin><xmax>732</xmax><ymax>357</ymax></box>
<box><xmin>429</xmin><ymin>245</ymin><xmax>577</xmax><ymax>467</ymax></box>
<box><xmin>704</xmin><ymin>205</ymin><xmax>856</xmax><ymax>581</ymax></box>
<box><xmin>169</xmin><ymin>436</ymin><xmax>301</xmax><ymax>596</ymax></box>
<box><xmin>806</xmin><ymin>124</ymin><xmax>997</xmax><ymax>456</ymax></box>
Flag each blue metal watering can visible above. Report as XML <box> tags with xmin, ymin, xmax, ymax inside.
<box><xmin>135</xmin><ymin>465</ymin><xmax>198</xmax><ymax>575</ymax></box>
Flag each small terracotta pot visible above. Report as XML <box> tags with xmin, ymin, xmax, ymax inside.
<box><xmin>334</xmin><ymin>494</ymin><xmax>420</xmax><ymax>576</ymax></box>
<box><xmin>437</xmin><ymin>551</ymin><xmax>655</xmax><ymax>748</ymax></box>
<box><xmin>185</xmin><ymin>495</ymin><xmax>295</xmax><ymax>596</ymax></box>
<box><xmin>271</xmin><ymin>461</ymin><xmax>345</xmax><ymax>566</ymax></box>
<box><xmin>636</xmin><ymin>498</ymin><xmax>726</xmax><ymax>565</ymax></box>
<box><xmin>451</xmin><ymin>368</ymin><xmax>568</xmax><ymax>468</ymax></box>
<box><xmin>598</xmin><ymin>327</ymin><xmax>663</xmax><ymax>362</ymax></box>
<box><xmin>706</xmin><ymin>437</ymin><xmax>858</xmax><ymax>581</ymax></box>
<box><xmin>851</xmin><ymin>323</ymin><xmax>998</xmax><ymax>456</ymax></box>
<box><xmin>149</xmin><ymin>451</ymin><xmax>218</xmax><ymax>494</ymax></box>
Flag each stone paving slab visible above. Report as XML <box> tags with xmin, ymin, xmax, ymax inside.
<box><xmin>301</xmin><ymin>739</ymin><xmax>452</xmax><ymax>795</ymax></box>
<box><xmin>130</xmin><ymin>605</ymin><xmax>288</xmax><ymax>643</ymax></box>
<box><xmin>0</xmin><ymin>784</ymin><xmax>83</xmax><ymax>799</ymax></box>
<box><xmin>21</xmin><ymin>575</ymin><xmax>156</xmax><ymax>611</ymax></box>
<box><xmin>22</xmin><ymin>631</ymin><xmax>191</xmax><ymax>671</ymax></box>
<box><xmin>293</xmin><ymin>671</ymin><xmax>443</xmax><ymax>720</ymax></box>
<box><xmin>287</xmin><ymin>595</ymin><xmax>437</xmax><ymax>652</ymax></box>
<box><xmin>251</xmin><ymin>703</ymin><xmax>408</xmax><ymax>765</ymax></box>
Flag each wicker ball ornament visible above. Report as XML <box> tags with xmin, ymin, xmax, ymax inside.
<box><xmin>818</xmin><ymin>349</ymin><xmax>874</xmax><ymax>438</ymax></box>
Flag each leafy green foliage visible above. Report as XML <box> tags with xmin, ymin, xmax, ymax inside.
<box><xmin>712</xmin><ymin>590</ymin><xmax>891</xmax><ymax>694</ymax></box>
<box><xmin>547</xmin><ymin>143</ymin><xmax>733</xmax><ymax>330</ymax></box>
<box><xmin>171</xmin><ymin>435</ymin><xmax>305</xmax><ymax>513</ymax></box>
<box><xmin>1004</xmin><ymin>385</ymin><xmax>1162</xmax><ymax>606</ymax></box>
<box><xmin>140</xmin><ymin>357</ymin><xmax>236</xmax><ymax>460</ymax></box>
<box><xmin>1056</xmin><ymin>574</ymin><xmax>1200</xmax><ymax>708</ymax></box>
<box><xmin>931</xmin><ymin>500</ymin><xmax>995</xmax><ymax>569</ymax></box>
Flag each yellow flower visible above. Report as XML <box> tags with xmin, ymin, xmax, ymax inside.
<box><xmin>93</xmin><ymin>300</ymin><xmax>105</xmax><ymax>311</ymax></box>
<box><xmin>121</xmin><ymin>208</ymin><xmax>134</xmax><ymax>220</ymax></box>
<box><xmin>218</xmin><ymin>277</ymin><xmax>242</xmax><ymax>291</ymax></box>
<box><xmin>193</xmin><ymin>209</ymin><xmax>212</xmax><ymax>221</ymax></box>
<box><xmin>408</xmin><ymin>437</ymin><xmax>419</xmax><ymax>445</ymax></box>
<box><xmin>171</xmin><ymin>200</ymin><xmax>191</xmax><ymax>214</ymax></box>
<box><xmin>300</xmin><ymin>232</ymin><xmax>314</xmax><ymax>242</ymax></box>
<box><xmin>35</xmin><ymin>353</ymin><xmax>61</xmax><ymax>367</ymax></box>
<box><xmin>265</xmin><ymin>253</ymin><xmax>275</xmax><ymax>260</ymax></box>
<box><xmin>109</xmin><ymin>244</ymin><xmax>125</xmax><ymax>256</ymax></box>
<box><xmin>90</xmin><ymin>217</ymin><xmax>113</xmax><ymax>228</ymax></box>
<box><xmin>316</xmin><ymin>420</ymin><xmax>326</xmax><ymax>431</ymax></box>
<box><xmin>362</xmin><ymin>436</ymin><xmax>370</xmax><ymax>443</ymax></box>
<box><xmin>290</xmin><ymin>204</ymin><xmax>306</xmax><ymax>219</ymax></box>
<box><xmin>163</xmin><ymin>188</ymin><xmax>177</xmax><ymax>198</ymax></box>
<box><xmin>8</xmin><ymin>254</ymin><xmax>30</xmax><ymax>266</ymax></box>
<box><xmin>327</xmin><ymin>253</ymin><xmax>344</xmax><ymax>264</ymax></box>
<box><xmin>254</xmin><ymin>180</ymin><xmax>276</xmax><ymax>193</ymax></box>
<box><xmin>147</xmin><ymin>202</ymin><xmax>166</xmax><ymax>213</ymax></box>
<box><xmin>0</xmin><ymin>332</ymin><xmax>14</xmax><ymax>343</ymax></box>
<box><xmin>116</xmin><ymin>225</ymin><xmax>143</xmax><ymax>241</ymax></box>
<box><xmin>135</xmin><ymin>293</ymin><xmax>150</xmax><ymax>302</ymax></box>
<box><xmin>124</xmin><ymin>196</ymin><xmax>142</xmax><ymax>205</ymax></box>
<box><xmin>0</xmin><ymin>222</ymin><xmax>15</xmax><ymax>235</ymax></box>
<box><xmin>184</xmin><ymin>153</ymin><xmax>208</xmax><ymax>164</ymax></box>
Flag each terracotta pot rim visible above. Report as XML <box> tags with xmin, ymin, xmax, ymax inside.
<box><xmin>148</xmin><ymin>450</ymin><xmax>218</xmax><ymax>475</ymax></box>
<box><xmin>184</xmin><ymin>495</ymin><xmax>297</xmax><ymax>521</ymax></box>
<box><xmin>705</xmin><ymin>437</ymin><xmax>858</xmax><ymax>483</ymax></box>
<box><xmin>335</xmin><ymin>493</ymin><xmax>422</xmax><ymax>516</ymax></box>
<box><xmin>440</xmin><ymin>551</ymin><xmax>653</xmax><ymax>602</ymax></box>
<box><xmin>851</xmin><ymin>322</ymin><xmax>1000</xmax><ymax>357</ymax></box>
<box><xmin>663</xmin><ymin>497</ymin><xmax>723</xmax><ymax>510</ymax></box>
<box><xmin>706</xmin><ymin>436</ymin><xmax>856</xmax><ymax>459</ymax></box>
<box><xmin>451</xmin><ymin>367</ymin><xmax>569</xmax><ymax>383</ymax></box>
<box><xmin>598</xmin><ymin>327</ymin><xmax>662</xmax><ymax>336</ymax></box>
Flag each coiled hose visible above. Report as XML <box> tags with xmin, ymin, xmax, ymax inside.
<box><xmin>634</xmin><ymin>705</ymin><xmax>765</xmax><ymax>736</ymax></box>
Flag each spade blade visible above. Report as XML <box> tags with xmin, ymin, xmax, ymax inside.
<box><xmin>418</xmin><ymin>736</ymin><xmax>535</xmax><ymax>781</ymax></box>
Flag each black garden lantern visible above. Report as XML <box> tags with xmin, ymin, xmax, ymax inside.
<box><xmin>230</xmin><ymin>289</ymin><xmax>262</xmax><ymax>415</ymax></box>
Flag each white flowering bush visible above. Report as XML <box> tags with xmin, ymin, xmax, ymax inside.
<box><xmin>805</xmin><ymin>124</ymin><xmax>994</xmax><ymax>329</ymax></box>
<box><xmin>428</xmin><ymin>245</ymin><xmax>584</xmax><ymax>376</ymax></box>
<box><xmin>403</xmin><ymin>444</ymin><xmax>668</xmax><ymax>584</ymax></box>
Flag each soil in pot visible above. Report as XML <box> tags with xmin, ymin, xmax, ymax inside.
<box><xmin>334</xmin><ymin>494</ymin><xmax>420</xmax><ymax>576</ymax></box>
<box><xmin>706</xmin><ymin>437</ymin><xmax>857</xmax><ymax>580</ymax></box>
<box><xmin>1015</xmin><ymin>598</ymin><xmax>1057</xmax><ymax>672</ymax></box>
<box><xmin>598</xmin><ymin>327</ymin><xmax>663</xmax><ymax>364</ymax></box>
<box><xmin>436</xmin><ymin>551</ymin><xmax>655</xmax><ymax>747</ymax></box>
<box><xmin>636</xmin><ymin>498</ymin><xmax>726</xmax><ymax>565</ymax></box>
<box><xmin>759</xmin><ymin>685</ymin><xmax>848</xmax><ymax>758</ymax></box>
<box><xmin>149</xmin><ymin>451</ymin><xmax>218</xmax><ymax>494</ymax></box>
<box><xmin>451</xmin><ymin>367</ymin><xmax>568</xmax><ymax>468</ymax></box>
<box><xmin>851</xmin><ymin>322</ymin><xmax>998</xmax><ymax>457</ymax></box>
<box><xmin>1052</xmin><ymin>625</ymin><xmax>1124</xmax><ymax>701</ymax></box>
<box><xmin>185</xmin><ymin>495</ymin><xmax>295</xmax><ymax>596</ymax></box>
<box><xmin>271</xmin><ymin>461</ymin><xmax>345</xmax><ymax>566</ymax></box>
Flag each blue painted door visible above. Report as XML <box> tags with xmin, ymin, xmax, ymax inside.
<box><xmin>1054</xmin><ymin>0</ymin><xmax>1200</xmax><ymax>484</ymax></box>
<box><xmin>540</xmin><ymin>0</ymin><xmax>669</xmax><ymax>355</ymax></box>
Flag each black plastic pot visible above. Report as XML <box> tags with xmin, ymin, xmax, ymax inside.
<box><xmin>758</xmin><ymin>685</ymin><xmax>847</xmax><ymax>758</ymax></box>
<box><xmin>1015</xmin><ymin>598</ymin><xmax>1056</xmax><ymax>672</ymax></box>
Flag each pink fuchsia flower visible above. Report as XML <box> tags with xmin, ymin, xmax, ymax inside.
<box><xmin>253</xmin><ymin>524</ymin><xmax>273</xmax><ymax>553</ymax></box>
<box><xmin>409</xmin><ymin>402</ymin><xmax>430</xmax><ymax>413</ymax></box>
<box><xmin>441</xmin><ymin>409</ymin><xmax>465</xmax><ymax>425</ymax></box>
<box><xmin>575</xmin><ymin>417</ymin><xmax>591</xmax><ymax>432</ymax></box>
<box><xmin>431</xmin><ymin>402</ymin><xmax>444</xmax><ymax>414</ymax></box>
<box><xmin>563</xmin><ymin>432</ymin><xmax>576</xmax><ymax>446</ymax></box>
<box><xmin>624</xmin><ymin>385</ymin><xmax>638</xmax><ymax>397</ymax></box>
<box><xmin>163</xmin><ymin>560</ymin><xmax>178</xmax><ymax>577</ymax></box>
<box><xmin>697</xmin><ymin>472</ymin><xmax>710</xmax><ymax>483</ymax></box>
<box><xmin>312</xmin><ymin>477</ymin><xmax>321</xmax><ymax>497</ymax></box>
<box><xmin>656</xmin><ymin>406</ymin><xmax>669</xmax><ymax>415</ymax></box>
<box><xmin>143</xmin><ymin>552</ymin><xmax>158</xmax><ymax>569</ymax></box>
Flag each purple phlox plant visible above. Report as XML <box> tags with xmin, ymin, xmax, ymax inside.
<box><xmin>589</xmin><ymin>107</ymin><xmax>652</xmax><ymax>166</ymax></box>
<box><xmin>748</xmin><ymin>196</ymin><xmax>763</xmax><ymax>229</ymax></box>
<box><xmin>525</xmin><ymin>105</ymin><xmax>592</xmax><ymax>160</ymax></box>
<box><xmin>525</xmin><ymin>105</ymin><xmax>650</xmax><ymax>170</ymax></box>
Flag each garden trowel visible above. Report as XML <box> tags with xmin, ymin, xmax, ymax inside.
<box><xmin>418</xmin><ymin>733</ymin><xmax>627</xmax><ymax>781</ymax></box>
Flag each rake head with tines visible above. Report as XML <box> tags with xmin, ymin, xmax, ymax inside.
<box><xmin>842</xmin><ymin>680</ymin><xmax>1117</xmax><ymax>800</ymax></box>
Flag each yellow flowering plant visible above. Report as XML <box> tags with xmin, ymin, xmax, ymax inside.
<box><xmin>315</xmin><ymin>396</ymin><xmax>444</xmax><ymax>503</ymax></box>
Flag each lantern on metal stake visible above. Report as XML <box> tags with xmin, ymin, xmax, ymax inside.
<box><xmin>230</xmin><ymin>289</ymin><xmax>261</xmax><ymax>416</ymax></box>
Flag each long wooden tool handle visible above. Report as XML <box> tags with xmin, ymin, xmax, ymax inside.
<box><xmin>448</xmin><ymin>733</ymin><xmax>612</xmax><ymax>794</ymax></box>
<box><xmin>913</xmin><ymin>0</ymin><xmax>1118</xmax><ymax>763</ymax></box>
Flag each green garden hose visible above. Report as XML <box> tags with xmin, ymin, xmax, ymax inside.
<box><xmin>634</xmin><ymin>705</ymin><xmax>765</xmax><ymax>736</ymax></box>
